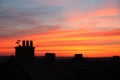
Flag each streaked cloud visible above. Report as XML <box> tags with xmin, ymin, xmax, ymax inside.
<box><xmin>0</xmin><ymin>0</ymin><xmax>120</xmax><ymax>57</ymax></box>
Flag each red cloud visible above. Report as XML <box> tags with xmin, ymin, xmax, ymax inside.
<box><xmin>63</xmin><ymin>6</ymin><xmax>120</xmax><ymax>30</ymax></box>
<box><xmin>91</xmin><ymin>8</ymin><xmax>120</xmax><ymax>17</ymax></box>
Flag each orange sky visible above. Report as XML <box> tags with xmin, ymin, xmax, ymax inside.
<box><xmin>0</xmin><ymin>0</ymin><xmax>120</xmax><ymax>57</ymax></box>
<box><xmin>0</xmin><ymin>29</ymin><xmax>120</xmax><ymax>57</ymax></box>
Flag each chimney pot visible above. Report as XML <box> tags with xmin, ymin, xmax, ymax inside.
<box><xmin>22</xmin><ymin>40</ymin><xmax>25</xmax><ymax>47</ymax></box>
<box><xmin>26</xmin><ymin>40</ymin><xmax>29</xmax><ymax>47</ymax></box>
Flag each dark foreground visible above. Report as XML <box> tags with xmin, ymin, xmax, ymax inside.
<box><xmin>0</xmin><ymin>56</ymin><xmax>120</xmax><ymax>80</ymax></box>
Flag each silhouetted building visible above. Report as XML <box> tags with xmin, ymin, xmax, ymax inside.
<box><xmin>112</xmin><ymin>56</ymin><xmax>120</xmax><ymax>63</ymax></box>
<box><xmin>15</xmin><ymin>40</ymin><xmax>35</xmax><ymax>61</ymax></box>
<box><xmin>112</xmin><ymin>56</ymin><xmax>120</xmax><ymax>59</ymax></box>
<box><xmin>74</xmin><ymin>54</ymin><xmax>84</xmax><ymax>61</ymax></box>
<box><xmin>45</xmin><ymin>53</ymin><xmax>56</xmax><ymax>62</ymax></box>
<box><xmin>74</xmin><ymin>54</ymin><xmax>83</xmax><ymax>59</ymax></box>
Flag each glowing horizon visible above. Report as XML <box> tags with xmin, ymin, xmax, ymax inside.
<box><xmin>0</xmin><ymin>0</ymin><xmax>120</xmax><ymax>57</ymax></box>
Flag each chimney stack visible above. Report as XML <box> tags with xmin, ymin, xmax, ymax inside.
<box><xmin>74</xmin><ymin>54</ymin><xmax>83</xmax><ymax>59</ymax></box>
<box><xmin>15</xmin><ymin>40</ymin><xmax>35</xmax><ymax>62</ymax></box>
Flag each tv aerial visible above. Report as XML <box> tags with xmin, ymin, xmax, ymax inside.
<box><xmin>16</xmin><ymin>40</ymin><xmax>21</xmax><ymax>46</ymax></box>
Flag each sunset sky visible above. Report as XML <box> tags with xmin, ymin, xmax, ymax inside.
<box><xmin>0</xmin><ymin>0</ymin><xmax>120</xmax><ymax>57</ymax></box>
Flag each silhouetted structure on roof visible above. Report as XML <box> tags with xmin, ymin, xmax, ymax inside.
<box><xmin>45</xmin><ymin>53</ymin><xmax>56</xmax><ymax>62</ymax></box>
<box><xmin>74</xmin><ymin>54</ymin><xmax>83</xmax><ymax>60</ymax></box>
<box><xmin>15</xmin><ymin>40</ymin><xmax>35</xmax><ymax>61</ymax></box>
<box><xmin>112</xmin><ymin>56</ymin><xmax>120</xmax><ymax>63</ymax></box>
<box><xmin>112</xmin><ymin>56</ymin><xmax>120</xmax><ymax>59</ymax></box>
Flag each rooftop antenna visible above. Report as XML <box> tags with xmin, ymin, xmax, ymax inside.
<box><xmin>16</xmin><ymin>40</ymin><xmax>21</xmax><ymax>47</ymax></box>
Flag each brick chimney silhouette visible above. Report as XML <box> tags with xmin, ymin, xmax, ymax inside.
<box><xmin>15</xmin><ymin>40</ymin><xmax>35</xmax><ymax>62</ymax></box>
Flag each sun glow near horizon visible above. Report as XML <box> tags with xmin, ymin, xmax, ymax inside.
<box><xmin>0</xmin><ymin>29</ymin><xmax>120</xmax><ymax>57</ymax></box>
<box><xmin>0</xmin><ymin>0</ymin><xmax>120</xmax><ymax>57</ymax></box>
